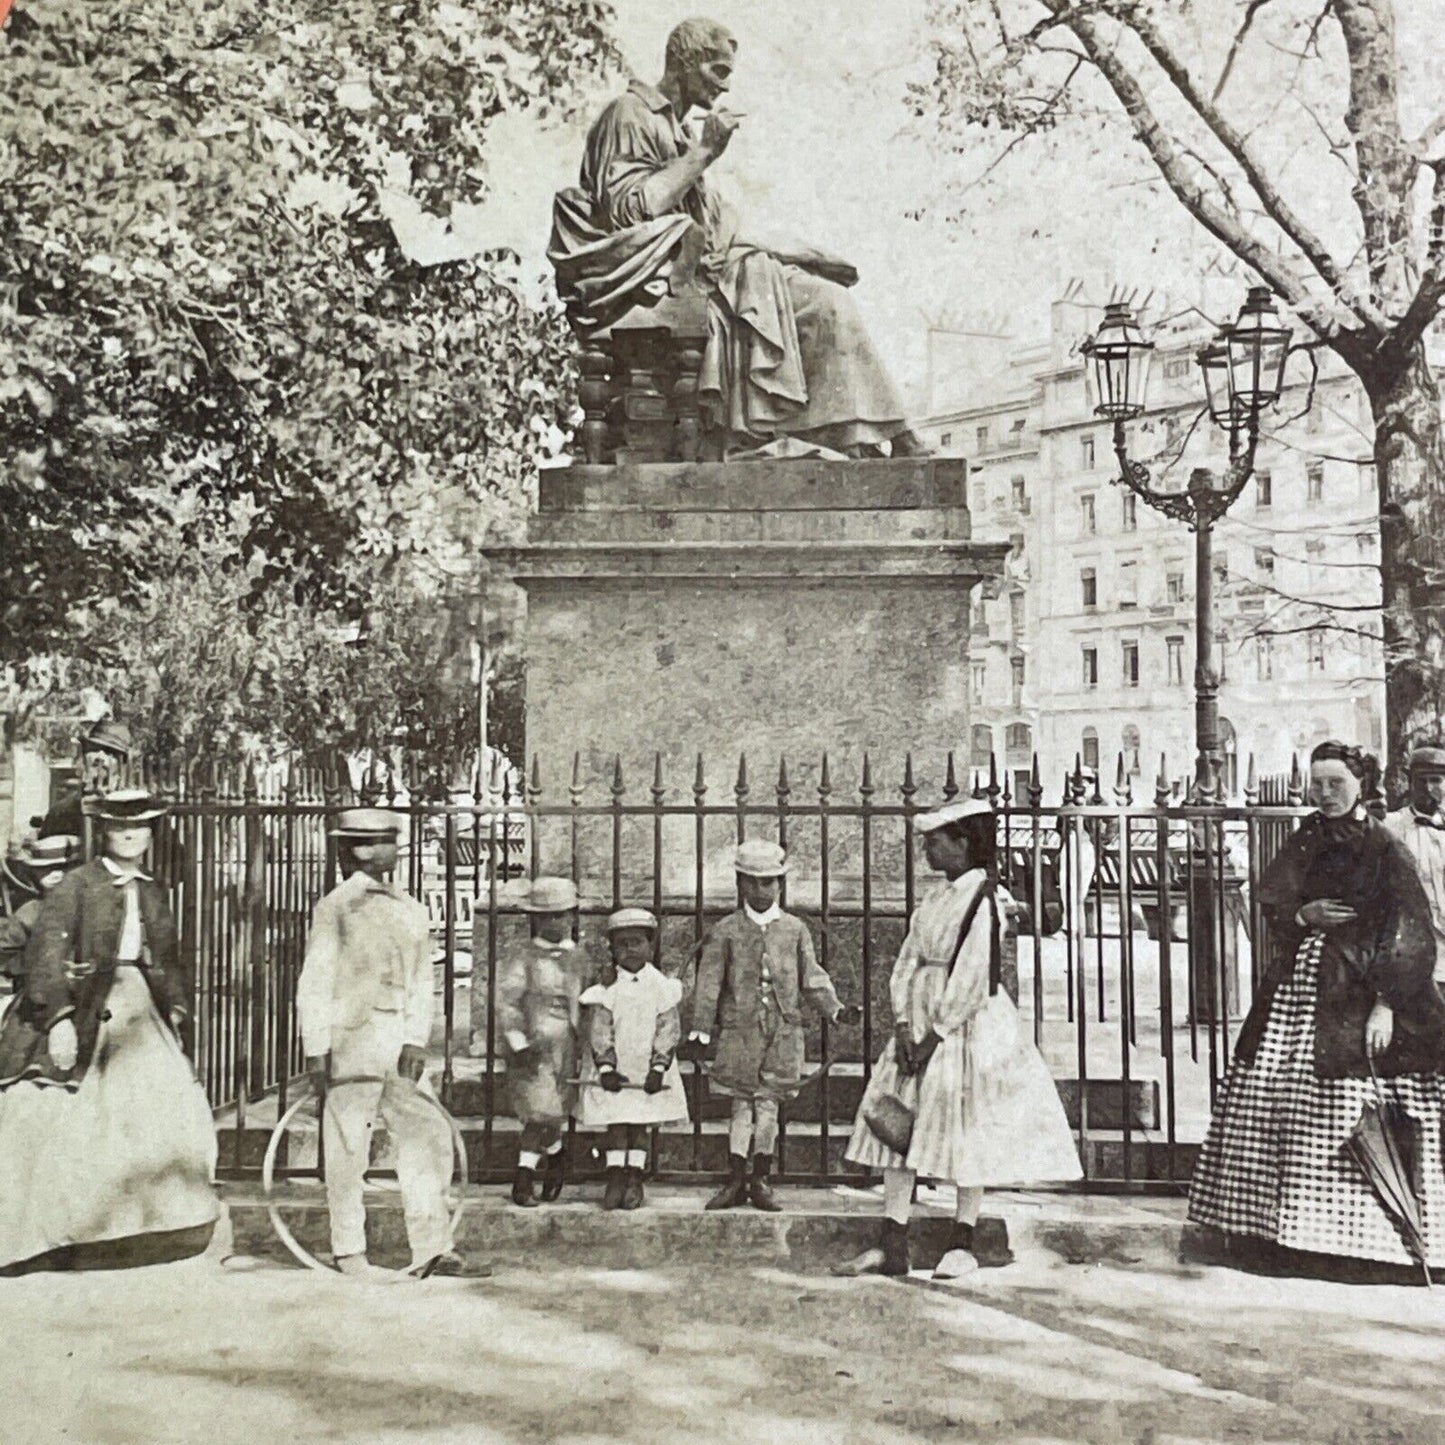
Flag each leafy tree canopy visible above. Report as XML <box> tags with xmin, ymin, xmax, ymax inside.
<box><xmin>0</xmin><ymin>0</ymin><xmax>615</xmax><ymax>763</ymax></box>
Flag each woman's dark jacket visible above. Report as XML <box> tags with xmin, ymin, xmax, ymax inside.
<box><xmin>0</xmin><ymin>860</ymin><xmax>191</xmax><ymax>1088</ymax></box>
<box><xmin>1236</xmin><ymin>811</ymin><xmax>1445</xmax><ymax>1078</ymax></box>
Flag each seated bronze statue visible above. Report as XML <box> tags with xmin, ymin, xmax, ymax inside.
<box><xmin>549</xmin><ymin>17</ymin><xmax>929</xmax><ymax>461</ymax></box>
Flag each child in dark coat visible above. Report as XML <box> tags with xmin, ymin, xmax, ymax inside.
<box><xmin>684</xmin><ymin>840</ymin><xmax>859</xmax><ymax>1211</ymax></box>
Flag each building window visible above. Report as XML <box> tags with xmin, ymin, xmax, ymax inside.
<box><xmin>1308</xmin><ymin>629</ymin><xmax>1326</xmax><ymax>671</ymax></box>
<box><xmin>1081</xmin><ymin>433</ymin><xmax>1096</xmax><ymax>470</ymax></box>
<box><xmin>1082</xmin><ymin>646</ymin><xmax>1099</xmax><ymax>690</ymax></box>
<box><xmin>1081</xmin><ymin>567</ymin><xmax>1097</xmax><ymax>610</ymax></box>
<box><xmin>1011</xmin><ymin>654</ymin><xmax>1025</xmax><ymax>694</ymax></box>
<box><xmin>1217</xmin><ymin>630</ymin><xmax>1229</xmax><ymax>683</ymax></box>
<box><xmin>1122</xmin><ymin>724</ymin><xmax>1142</xmax><ymax>777</ymax></box>
<box><xmin>1122</xmin><ymin>640</ymin><xmax>1140</xmax><ymax>687</ymax></box>
<box><xmin>1081</xmin><ymin>726</ymin><xmax>1100</xmax><ymax>771</ymax></box>
<box><xmin>1307</xmin><ymin>460</ymin><xmax>1324</xmax><ymax>502</ymax></box>
<box><xmin>971</xmin><ymin>660</ymin><xmax>986</xmax><ymax>704</ymax></box>
<box><xmin>1167</xmin><ymin>635</ymin><xmax>1185</xmax><ymax>685</ymax></box>
<box><xmin>972</xmin><ymin>599</ymin><xmax>989</xmax><ymax>636</ymax></box>
<box><xmin>940</xmin><ymin>431</ymin><xmax>953</xmax><ymax>449</ymax></box>
<box><xmin>1009</xmin><ymin>531</ymin><xmax>1025</xmax><ymax>560</ymax></box>
<box><xmin>1006</xmin><ymin>722</ymin><xmax>1031</xmax><ymax>759</ymax></box>
<box><xmin>1011</xmin><ymin>475</ymin><xmax>1029</xmax><ymax>513</ymax></box>
<box><xmin>1254</xmin><ymin>547</ymin><xmax>1275</xmax><ymax>579</ymax></box>
<box><xmin>1122</xmin><ymin>493</ymin><xmax>1137</xmax><ymax>531</ymax></box>
<box><xmin>1256</xmin><ymin>469</ymin><xmax>1272</xmax><ymax>508</ymax></box>
<box><xmin>1214</xmin><ymin>553</ymin><xmax>1230</xmax><ymax>584</ymax></box>
<box><xmin>1118</xmin><ymin>560</ymin><xmax>1138</xmax><ymax>609</ymax></box>
<box><xmin>972</xmin><ymin>481</ymin><xmax>987</xmax><ymax>511</ymax></box>
<box><xmin>1166</xmin><ymin>570</ymin><xmax>1185</xmax><ymax>605</ymax></box>
<box><xmin>1255</xmin><ymin>635</ymin><xmax>1273</xmax><ymax>681</ymax></box>
<box><xmin>1164</xmin><ymin>355</ymin><xmax>1192</xmax><ymax>380</ymax></box>
<box><xmin>976</xmin><ymin>424</ymin><xmax>990</xmax><ymax>452</ymax></box>
<box><xmin>970</xmin><ymin>724</ymin><xmax>994</xmax><ymax>768</ymax></box>
<box><xmin>1081</xmin><ymin>494</ymin><xmax>1096</xmax><ymax>534</ymax></box>
<box><xmin>1009</xmin><ymin>591</ymin><xmax>1025</xmax><ymax>633</ymax></box>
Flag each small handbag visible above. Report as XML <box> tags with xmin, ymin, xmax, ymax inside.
<box><xmin>863</xmin><ymin>882</ymin><xmax>1004</xmax><ymax>1153</ymax></box>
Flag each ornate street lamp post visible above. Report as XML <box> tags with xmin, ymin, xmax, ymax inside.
<box><xmin>1083</xmin><ymin>286</ymin><xmax>1292</xmax><ymax>800</ymax></box>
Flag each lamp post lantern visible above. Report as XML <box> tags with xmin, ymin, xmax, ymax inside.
<box><xmin>1082</xmin><ymin>285</ymin><xmax>1293</xmax><ymax>801</ymax></box>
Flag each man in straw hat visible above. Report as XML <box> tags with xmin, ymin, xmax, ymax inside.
<box><xmin>0</xmin><ymin>835</ymin><xmax>82</xmax><ymax>984</ymax></box>
<box><xmin>1385</xmin><ymin>743</ymin><xmax>1445</xmax><ymax>982</ymax></box>
<box><xmin>0</xmin><ymin>835</ymin><xmax>83</xmax><ymax>1082</ymax></box>
<box><xmin>298</xmin><ymin>808</ymin><xmax>478</xmax><ymax>1280</ymax></box>
<box><xmin>684</xmin><ymin>839</ymin><xmax>860</xmax><ymax>1212</ymax></box>
<box><xmin>498</xmin><ymin>875</ymin><xmax>588</xmax><ymax>1208</ymax></box>
<box><xmin>835</xmin><ymin>798</ymin><xmax>1079</xmax><ymax>1281</ymax></box>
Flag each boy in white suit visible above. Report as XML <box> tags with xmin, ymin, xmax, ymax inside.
<box><xmin>298</xmin><ymin>809</ymin><xmax>480</xmax><ymax>1280</ymax></box>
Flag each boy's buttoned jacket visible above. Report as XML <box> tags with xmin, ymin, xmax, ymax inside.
<box><xmin>297</xmin><ymin>871</ymin><xmax>434</xmax><ymax>1059</ymax></box>
<box><xmin>692</xmin><ymin>909</ymin><xmax>840</xmax><ymax>1102</ymax></box>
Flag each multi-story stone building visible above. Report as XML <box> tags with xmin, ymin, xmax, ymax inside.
<box><xmin>920</xmin><ymin>296</ymin><xmax>1386</xmax><ymax>796</ymax></box>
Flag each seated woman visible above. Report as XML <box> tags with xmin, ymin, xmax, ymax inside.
<box><xmin>1188</xmin><ymin>741</ymin><xmax>1445</xmax><ymax>1279</ymax></box>
<box><xmin>0</xmin><ymin>790</ymin><xmax>218</xmax><ymax>1273</ymax></box>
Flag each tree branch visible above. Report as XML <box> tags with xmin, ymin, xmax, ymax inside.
<box><xmin>1110</xmin><ymin>3</ymin><xmax>1382</xmax><ymax>331</ymax></box>
<box><xmin>1049</xmin><ymin>2</ymin><xmax>1353</xmax><ymax>344</ymax></box>
<box><xmin>1212</xmin><ymin>0</ymin><xmax>1277</xmax><ymax>102</ymax></box>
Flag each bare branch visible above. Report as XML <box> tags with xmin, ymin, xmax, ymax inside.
<box><xmin>1110</xmin><ymin>3</ymin><xmax>1382</xmax><ymax>331</ymax></box>
<box><xmin>1048</xmin><ymin>2</ymin><xmax>1353</xmax><ymax>344</ymax></box>
<box><xmin>1212</xmin><ymin>0</ymin><xmax>1277</xmax><ymax>102</ymax></box>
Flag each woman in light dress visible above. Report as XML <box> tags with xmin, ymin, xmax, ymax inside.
<box><xmin>0</xmin><ymin>790</ymin><xmax>217</xmax><ymax>1273</ymax></box>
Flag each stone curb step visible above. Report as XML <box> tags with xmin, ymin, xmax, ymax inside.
<box><xmin>223</xmin><ymin>1185</ymin><xmax>1188</xmax><ymax>1274</ymax></box>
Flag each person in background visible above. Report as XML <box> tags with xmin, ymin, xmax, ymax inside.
<box><xmin>0</xmin><ymin>791</ymin><xmax>217</xmax><ymax>1273</ymax></box>
<box><xmin>35</xmin><ymin>719</ymin><xmax>133</xmax><ymax>842</ymax></box>
<box><xmin>1385</xmin><ymin>743</ymin><xmax>1445</xmax><ymax>983</ymax></box>
<box><xmin>498</xmin><ymin>876</ymin><xmax>588</xmax><ymax>1208</ymax></box>
<box><xmin>298</xmin><ymin>808</ymin><xmax>476</xmax><ymax>1280</ymax></box>
<box><xmin>0</xmin><ymin>836</ymin><xmax>82</xmax><ymax>1002</ymax></box>
<box><xmin>1189</xmin><ymin>741</ymin><xmax>1445</xmax><ymax>1279</ymax></box>
<box><xmin>577</xmin><ymin>908</ymin><xmax>690</xmax><ymax>1209</ymax></box>
<box><xmin>683</xmin><ymin>840</ymin><xmax>861</xmax><ymax>1212</ymax></box>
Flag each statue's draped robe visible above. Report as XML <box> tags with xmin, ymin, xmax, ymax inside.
<box><xmin>549</xmin><ymin>81</ymin><xmax>907</xmax><ymax>450</ymax></box>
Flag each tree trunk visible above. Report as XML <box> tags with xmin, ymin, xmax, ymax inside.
<box><xmin>1370</xmin><ymin>348</ymin><xmax>1445</xmax><ymax>798</ymax></box>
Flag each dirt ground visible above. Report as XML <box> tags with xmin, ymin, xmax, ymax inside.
<box><xmin>5</xmin><ymin>1234</ymin><xmax>1445</xmax><ymax>1445</ymax></box>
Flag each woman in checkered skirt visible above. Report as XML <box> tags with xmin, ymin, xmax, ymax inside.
<box><xmin>1189</xmin><ymin>741</ymin><xmax>1445</xmax><ymax>1275</ymax></box>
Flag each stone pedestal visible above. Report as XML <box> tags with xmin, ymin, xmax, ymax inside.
<box><xmin>488</xmin><ymin>458</ymin><xmax>1007</xmax><ymax>898</ymax></box>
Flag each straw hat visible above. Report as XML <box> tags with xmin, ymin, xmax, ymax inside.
<box><xmin>20</xmin><ymin>835</ymin><xmax>82</xmax><ymax>869</ymax></box>
<box><xmin>914</xmin><ymin>798</ymin><xmax>993</xmax><ymax>834</ymax></box>
<box><xmin>733</xmin><ymin>840</ymin><xmax>788</xmax><ymax>877</ymax></box>
<box><xmin>520</xmin><ymin>876</ymin><xmax>580</xmax><ymax>913</ymax></box>
<box><xmin>94</xmin><ymin>788</ymin><xmax>168</xmax><ymax>824</ymax></box>
<box><xmin>328</xmin><ymin>808</ymin><xmax>402</xmax><ymax>839</ymax></box>
<box><xmin>606</xmin><ymin>907</ymin><xmax>658</xmax><ymax>933</ymax></box>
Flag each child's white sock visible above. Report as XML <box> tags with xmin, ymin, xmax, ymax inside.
<box><xmin>605</xmin><ymin>1149</ymin><xmax>626</xmax><ymax>1168</ymax></box>
<box><xmin>518</xmin><ymin>1150</ymin><xmax>542</xmax><ymax>1171</ymax></box>
<box><xmin>626</xmin><ymin>1148</ymin><xmax>647</xmax><ymax>1170</ymax></box>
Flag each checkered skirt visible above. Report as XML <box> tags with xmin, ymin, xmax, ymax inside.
<box><xmin>1189</xmin><ymin>933</ymin><xmax>1445</xmax><ymax>1267</ymax></box>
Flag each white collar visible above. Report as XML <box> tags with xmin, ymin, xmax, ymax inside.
<box><xmin>101</xmin><ymin>856</ymin><xmax>152</xmax><ymax>885</ymax></box>
<box><xmin>946</xmin><ymin>868</ymin><xmax>986</xmax><ymax>893</ymax></box>
<box><xmin>744</xmin><ymin>902</ymin><xmax>783</xmax><ymax>927</ymax></box>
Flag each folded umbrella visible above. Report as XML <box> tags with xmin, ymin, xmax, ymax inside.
<box><xmin>1342</xmin><ymin>1063</ymin><xmax>1432</xmax><ymax>1287</ymax></box>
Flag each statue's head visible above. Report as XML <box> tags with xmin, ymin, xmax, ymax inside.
<box><xmin>664</xmin><ymin>17</ymin><xmax>736</xmax><ymax>111</ymax></box>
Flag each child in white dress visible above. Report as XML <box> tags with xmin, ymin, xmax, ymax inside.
<box><xmin>837</xmin><ymin>797</ymin><xmax>1080</xmax><ymax>1280</ymax></box>
<box><xmin>578</xmin><ymin>908</ymin><xmax>689</xmax><ymax>1209</ymax></box>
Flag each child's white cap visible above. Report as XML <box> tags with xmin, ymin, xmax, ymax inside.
<box><xmin>606</xmin><ymin>907</ymin><xmax>658</xmax><ymax>932</ymax></box>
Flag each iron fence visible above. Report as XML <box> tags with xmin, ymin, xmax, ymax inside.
<box><xmin>66</xmin><ymin>751</ymin><xmax>1314</xmax><ymax>1192</ymax></box>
